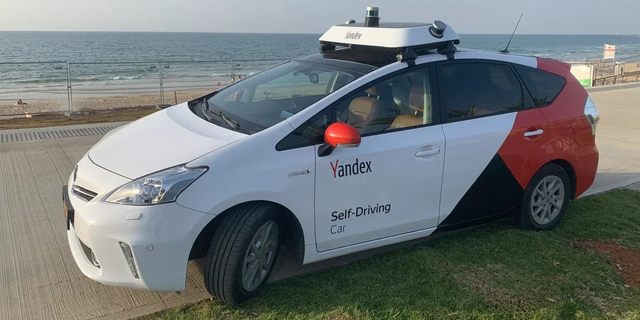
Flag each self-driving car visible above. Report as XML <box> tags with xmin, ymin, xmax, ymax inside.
<box><xmin>63</xmin><ymin>7</ymin><xmax>600</xmax><ymax>305</ymax></box>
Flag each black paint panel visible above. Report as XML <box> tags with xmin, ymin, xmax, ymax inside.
<box><xmin>438</xmin><ymin>154</ymin><xmax>524</xmax><ymax>229</ymax></box>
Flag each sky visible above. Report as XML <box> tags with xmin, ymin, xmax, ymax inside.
<box><xmin>1</xmin><ymin>0</ymin><xmax>639</xmax><ymax>35</ymax></box>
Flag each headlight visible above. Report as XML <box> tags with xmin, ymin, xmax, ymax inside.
<box><xmin>105</xmin><ymin>165</ymin><xmax>207</xmax><ymax>205</ymax></box>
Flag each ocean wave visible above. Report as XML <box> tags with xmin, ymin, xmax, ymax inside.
<box><xmin>111</xmin><ymin>75</ymin><xmax>144</xmax><ymax>80</ymax></box>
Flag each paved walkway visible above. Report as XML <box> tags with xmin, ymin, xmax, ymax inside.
<box><xmin>581</xmin><ymin>85</ymin><xmax>640</xmax><ymax>195</ymax></box>
<box><xmin>1</xmin><ymin>85</ymin><xmax>639</xmax><ymax>319</ymax></box>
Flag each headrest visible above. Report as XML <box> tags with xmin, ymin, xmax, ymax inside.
<box><xmin>387</xmin><ymin>114</ymin><xmax>422</xmax><ymax>130</ymax></box>
<box><xmin>365</xmin><ymin>87</ymin><xmax>377</xmax><ymax>96</ymax></box>
<box><xmin>349</xmin><ymin>97</ymin><xmax>378</xmax><ymax>116</ymax></box>
<box><xmin>409</xmin><ymin>85</ymin><xmax>424</xmax><ymax>110</ymax></box>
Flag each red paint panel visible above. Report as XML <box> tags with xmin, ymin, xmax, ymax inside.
<box><xmin>536</xmin><ymin>58</ymin><xmax>590</xmax><ymax>132</ymax></box>
<box><xmin>501</xmin><ymin>58</ymin><xmax>598</xmax><ymax>197</ymax></box>
<box><xmin>498</xmin><ymin>108</ymin><xmax>550</xmax><ymax>189</ymax></box>
<box><xmin>524</xmin><ymin>58</ymin><xmax>598</xmax><ymax>198</ymax></box>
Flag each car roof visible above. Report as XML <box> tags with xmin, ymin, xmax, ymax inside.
<box><xmin>296</xmin><ymin>47</ymin><xmax>547</xmax><ymax>77</ymax></box>
<box><xmin>295</xmin><ymin>50</ymin><xmax>387</xmax><ymax>74</ymax></box>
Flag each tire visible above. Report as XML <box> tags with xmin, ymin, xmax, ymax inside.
<box><xmin>518</xmin><ymin>163</ymin><xmax>571</xmax><ymax>231</ymax></box>
<box><xmin>203</xmin><ymin>203</ymin><xmax>281</xmax><ymax>305</ymax></box>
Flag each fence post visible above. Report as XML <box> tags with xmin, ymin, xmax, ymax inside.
<box><xmin>159</xmin><ymin>62</ymin><xmax>164</xmax><ymax>106</ymax></box>
<box><xmin>66</xmin><ymin>61</ymin><xmax>73</xmax><ymax>115</ymax></box>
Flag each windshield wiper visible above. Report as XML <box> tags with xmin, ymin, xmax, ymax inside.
<box><xmin>214</xmin><ymin>110</ymin><xmax>240</xmax><ymax>131</ymax></box>
<box><xmin>201</xmin><ymin>99</ymin><xmax>240</xmax><ymax>131</ymax></box>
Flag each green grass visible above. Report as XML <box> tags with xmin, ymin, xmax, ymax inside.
<box><xmin>143</xmin><ymin>189</ymin><xmax>640</xmax><ymax>320</ymax></box>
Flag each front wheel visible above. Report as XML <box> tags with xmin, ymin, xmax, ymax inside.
<box><xmin>518</xmin><ymin>163</ymin><xmax>571</xmax><ymax>231</ymax></box>
<box><xmin>203</xmin><ymin>203</ymin><xmax>281</xmax><ymax>305</ymax></box>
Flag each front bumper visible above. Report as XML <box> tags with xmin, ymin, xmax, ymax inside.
<box><xmin>64</xmin><ymin>160</ymin><xmax>213</xmax><ymax>291</ymax></box>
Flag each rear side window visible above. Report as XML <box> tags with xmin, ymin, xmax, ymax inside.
<box><xmin>440</xmin><ymin>62</ymin><xmax>525</xmax><ymax>121</ymax></box>
<box><xmin>514</xmin><ymin>64</ymin><xmax>566</xmax><ymax>107</ymax></box>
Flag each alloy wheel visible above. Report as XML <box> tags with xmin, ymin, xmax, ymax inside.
<box><xmin>530</xmin><ymin>175</ymin><xmax>565</xmax><ymax>225</ymax></box>
<box><xmin>241</xmin><ymin>221</ymin><xmax>279</xmax><ymax>292</ymax></box>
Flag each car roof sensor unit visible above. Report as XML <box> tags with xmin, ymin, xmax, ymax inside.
<box><xmin>364</xmin><ymin>6</ymin><xmax>380</xmax><ymax>27</ymax></box>
<box><xmin>319</xmin><ymin>7</ymin><xmax>461</xmax><ymax>63</ymax></box>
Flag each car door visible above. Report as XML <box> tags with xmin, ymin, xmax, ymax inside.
<box><xmin>313</xmin><ymin>65</ymin><xmax>446</xmax><ymax>252</ymax></box>
<box><xmin>435</xmin><ymin>59</ymin><xmax>550</xmax><ymax>228</ymax></box>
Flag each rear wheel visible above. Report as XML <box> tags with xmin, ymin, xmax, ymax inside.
<box><xmin>203</xmin><ymin>203</ymin><xmax>281</xmax><ymax>305</ymax></box>
<box><xmin>518</xmin><ymin>163</ymin><xmax>571</xmax><ymax>231</ymax></box>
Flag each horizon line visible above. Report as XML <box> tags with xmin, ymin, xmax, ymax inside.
<box><xmin>0</xmin><ymin>30</ymin><xmax>638</xmax><ymax>36</ymax></box>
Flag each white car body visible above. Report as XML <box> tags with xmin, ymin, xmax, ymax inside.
<box><xmin>65</xmin><ymin>21</ymin><xmax>598</xmax><ymax>294</ymax></box>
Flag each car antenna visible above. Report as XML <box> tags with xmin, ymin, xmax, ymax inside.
<box><xmin>500</xmin><ymin>13</ymin><xmax>523</xmax><ymax>54</ymax></box>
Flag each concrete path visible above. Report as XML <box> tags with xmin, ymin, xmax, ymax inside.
<box><xmin>1</xmin><ymin>85</ymin><xmax>639</xmax><ymax>319</ymax></box>
<box><xmin>582</xmin><ymin>85</ymin><xmax>640</xmax><ymax>196</ymax></box>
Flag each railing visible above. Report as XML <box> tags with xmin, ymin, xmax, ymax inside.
<box><xmin>569</xmin><ymin>58</ymin><xmax>640</xmax><ymax>87</ymax></box>
<box><xmin>2</xmin><ymin>57</ymin><xmax>640</xmax><ymax>117</ymax></box>
<box><xmin>0</xmin><ymin>59</ymin><xmax>288</xmax><ymax>117</ymax></box>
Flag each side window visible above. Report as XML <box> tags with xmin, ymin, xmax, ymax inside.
<box><xmin>514</xmin><ymin>64</ymin><xmax>566</xmax><ymax>107</ymax></box>
<box><xmin>334</xmin><ymin>67</ymin><xmax>433</xmax><ymax>135</ymax></box>
<box><xmin>275</xmin><ymin>107</ymin><xmax>331</xmax><ymax>151</ymax></box>
<box><xmin>440</xmin><ymin>62</ymin><xmax>525</xmax><ymax>121</ymax></box>
<box><xmin>277</xmin><ymin>66</ymin><xmax>434</xmax><ymax>151</ymax></box>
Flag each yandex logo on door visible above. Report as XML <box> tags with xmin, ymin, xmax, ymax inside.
<box><xmin>330</xmin><ymin>158</ymin><xmax>372</xmax><ymax>178</ymax></box>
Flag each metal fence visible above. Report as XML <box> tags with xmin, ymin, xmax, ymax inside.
<box><xmin>0</xmin><ymin>59</ymin><xmax>287</xmax><ymax>117</ymax></box>
<box><xmin>596</xmin><ymin>59</ymin><xmax>640</xmax><ymax>86</ymax></box>
<box><xmin>573</xmin><ymin>58</ymin><xmax>640</xmax><ymax>87</ymax></box>
<box><xmin>3</xmin><ymin>56</ymin><xmax>640</xmax><ymax>117</ymax></box>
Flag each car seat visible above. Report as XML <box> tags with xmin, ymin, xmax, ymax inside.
<box><xmin>346</xmin><ymin>97</ymin><xmax>380</xmax><ymax>133</ymax></box>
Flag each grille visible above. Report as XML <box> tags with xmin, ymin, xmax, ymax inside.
<box><xmin>79</xmin><ymin>240</ymin><xmax>100</xmax><ymax>268</ymax></box>
<box><xmin>72</xmin><ymin>185</ymin><xmax>98</xmax><ymax>202</ymax></box>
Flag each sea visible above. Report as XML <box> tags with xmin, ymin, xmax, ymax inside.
<box><xmin>1</xmin><ymin>32</ymin><xmax>640</xmax><ymax>91</ymax></box>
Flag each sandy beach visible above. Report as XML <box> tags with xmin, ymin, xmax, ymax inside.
<box><xmin>3</xmin><ymin>61</ymin><xmax>640</xmax><ymax>117</ymax></box>
<box><xmin>0</xmin><ymin>77</ymin><xmax>319</xmax><ymax>117</ymax></box>
<box><xmin>0</xmin><ymin>89</ymin><xmax>213</xmax><ymax>117</ymax></box>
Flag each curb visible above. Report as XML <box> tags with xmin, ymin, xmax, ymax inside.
<box><xmin>579</xmin><ymin>175</ymin><xmax>640</xmax><ymax>198</ymax></box>
<box><xmin>586</xmin><ymin>82</ymin><xmax>640</xmax><ymax>93</ymax></box>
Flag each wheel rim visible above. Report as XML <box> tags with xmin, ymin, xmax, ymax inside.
<box><xmin>241</xmin><ymin>221</ymin><xmax>279</xmax><ymax>292</ymax></box>
<box><xmin>530</xmin><ymin>175</ymin><xmax>565</xmax><ymax>225</ymax></box>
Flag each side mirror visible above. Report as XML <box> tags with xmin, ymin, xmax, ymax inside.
<box><xmin>318</xmin><ymin>123</ymin><xmax>361</xmax><ymax>157</ymax></box>
<box><xmin>308</xmin><ymin>72</ymin><xmax>319</xmax><ymax>84</ymax></box>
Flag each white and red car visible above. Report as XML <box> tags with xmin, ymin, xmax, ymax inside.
<box><xmin>63</xmin><ymin>9</ymin><xmax>599</xmax><ymax>305</ymax></box>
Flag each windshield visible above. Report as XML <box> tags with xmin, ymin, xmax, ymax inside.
<box><xmin>190</xmin><ymin>60</ymin><xmax>364</xmax><ymax>134</ymax></box>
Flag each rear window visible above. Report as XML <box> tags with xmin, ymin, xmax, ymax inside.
<box><xmin>514</xmin><ymin>64</ymin><xmax>566</xmax><ymax>107</ymax></box>
<box><xmin>440</xmin><ymin>62</ymin><xmax>525</xmax><ymax>121</ymax></box>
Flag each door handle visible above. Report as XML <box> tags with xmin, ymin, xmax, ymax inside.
<box><xmin>524</xmin><ymin>129</ymin><xmax>544</xmax><ymax>137</ymax></box>
<box><xmin>415</xmin><ymin>148</ymin><xmax>441</xmax><ymax>157</ymax></box>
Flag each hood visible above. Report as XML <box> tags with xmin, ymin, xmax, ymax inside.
<box><xmin>89</xmin><ymin>102</ymin><xmax>246</xmax><ymax>179</ymax></box>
